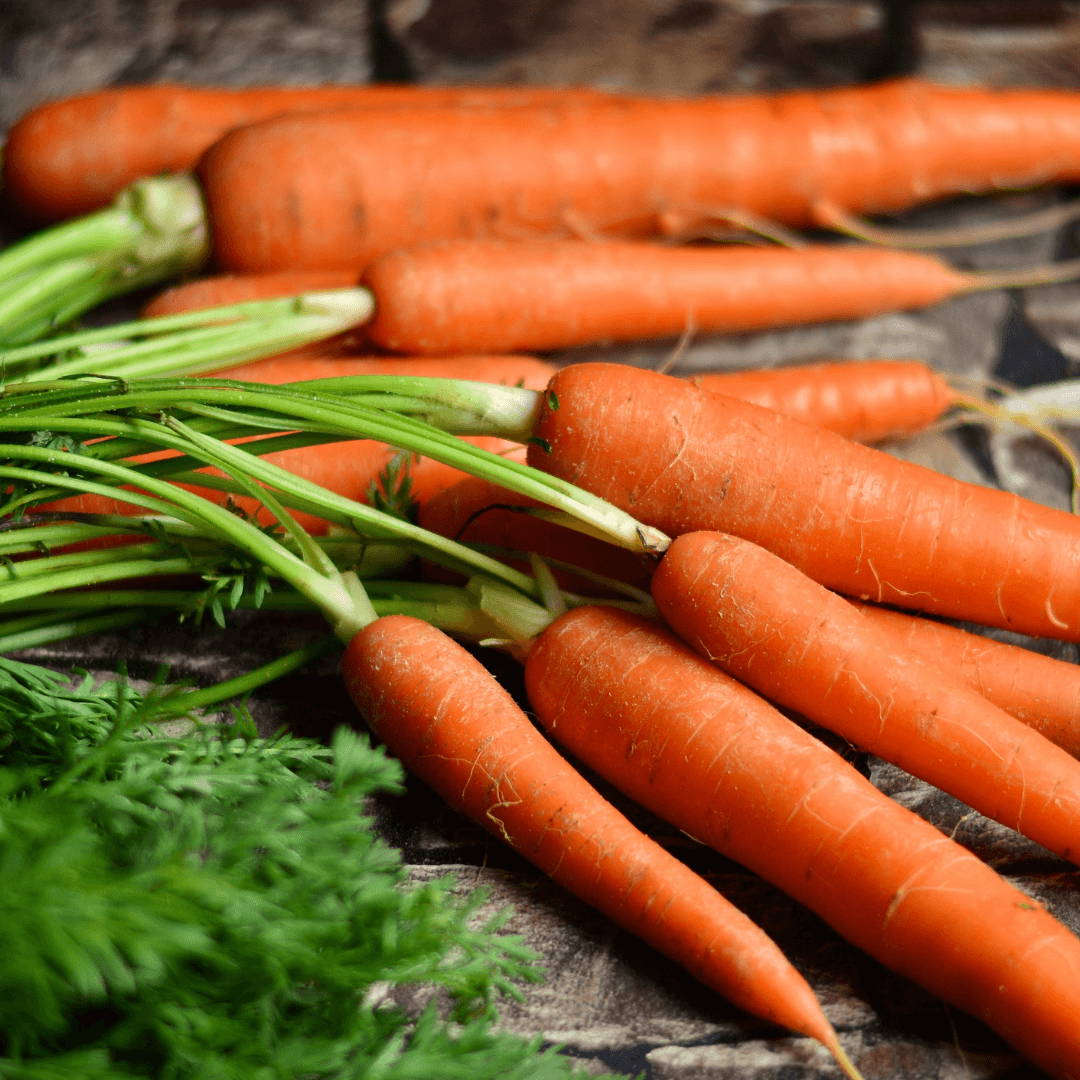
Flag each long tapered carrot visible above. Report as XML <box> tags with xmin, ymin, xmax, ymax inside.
<box><xmin>524</xmin><ymin>362</ymin><xmax>1080</xmax><ymax>641</ymax></box>
<box><xmin>361</xmin><ymin>241</ymin><xmax>972</xmax><ymax>354</ymax></box>
<box><xmin>3</xmin><ymin>82</ymin><xmax>615</xmax><ymax>222</ymax></box>
<box><xmin>341</xmin><ymin>613</ymin><xmax>859</xmax><ymax>1075</ymax></box>
<box><xmin>523</xmin><ymin>604</ymin><xmax>1080</xmax><ymax>1080</ymax></box>
<box><xmin>361</xmin><ymin>238</ymin><xmax>1078</xmax><ymax>355</ymax></box>
<box><xmin>650</xmin><ymin>530</ymin><xmax>1080</xmax><ymax>862</ymax></box>
<box><xmin>196</xmin><ymin>79</ymin><xmax>1080</xmax><ymax>273</ymax></box>
<box><xmin>691</xmin><ymin>360</ymin><xmax>958</xmax><ymax>443</ymax></box>
<box><xmin>848</xmin><ymin>599</ymin><xmax>1080</xmax><ymax>760</ymax></box>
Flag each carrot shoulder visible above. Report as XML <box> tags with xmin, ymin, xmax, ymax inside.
<box><xmin>362</xmin><ymin>241</ymin><xmax>967</xmax><ymax>354</ymax></box>
<box><xmin>524</xmin><ymin>604</ymin><xmax>1080</xmax><ymax>1080</ymax></box>
<box><xmin>341</xmin><ymin>614</ymin><xmax>854</xmax><ymax>1069</ymax></box>
<box><xmin>525</xmin><ymin>362</ymin><xmax>1080</xmax><ymax>641</ymax></box>
<box><xmin>651</xmin><ymin>530</ymin><xmax>1080</xmax><ymax>862</ymax></box>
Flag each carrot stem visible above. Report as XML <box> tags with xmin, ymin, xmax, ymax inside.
<box><xmin>0</xmin><ymin>289</ymin><xmax>374</xmax><ymax>382</ymax></box>
<box><xmin>0</xmin><ymin>175</ymin><xmax>209</xmax><ymax>346</ymax></box>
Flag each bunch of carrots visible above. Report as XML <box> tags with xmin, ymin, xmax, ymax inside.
<box><xmin>8</xmin><ymin>75</ymin><xmax>1080</xmax><ymax>1080</ymax></box>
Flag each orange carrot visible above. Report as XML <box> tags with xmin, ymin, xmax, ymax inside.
<box><xmin>523</xmin><ymin>603</ymin><xmax>1080</xmax><ymax>1080</ymax></box>
<box><xmin>41</xmin><ymin>355</ymin><xmax>554</xmax><ymax>537</ymax></box>
<box><xmin>650</xmin><ymin>529</ymin><xmax>1080</xmax><ymax>862</ymax></box>
<box><xmin>692</xmin><ymin>360</ymin><xmax>957</xmax><ymax>442</ymax></box>
<box><xmin>848</xmin><ymin>599</ymin><xmax>1080</xmax><ymax>761</ymax></box>
<box><xmin>142</xmin><ymin>270</ymin><xmax>361</xmax><ymax>318</ymax></box>
<box><xmin>525</xmin><ymin>362</ymin><xmax>1080</xmax><ymax>641</ymax></box>
<box><xmin>197</xmin><ymin>79</ymin><xmax>1080</xmax><ymax>273</ymax></box>
<box><xmin>341</xmin><ymin>613</ymin><xmax>858</xmax><ymax>1074</ymax></box>
<box><xmin>417</xmin><ymin>474</ymin><xmax>655</xmax><ymax>595</ymax></box>
<box><xmin>3</xmin><ymin>82</ymin><xmax>615</xmax><ymax>222</ymax></box>
<box><xmin>362</xmin><ymin>240</ymin><xmax>976</xmax><ymax>354</ymax></box>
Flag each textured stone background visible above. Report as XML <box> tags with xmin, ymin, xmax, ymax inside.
<box><xmin>5</xmin><ymin>2</ymin><xmax>1080</xmax><ymax>1077</ymax></box>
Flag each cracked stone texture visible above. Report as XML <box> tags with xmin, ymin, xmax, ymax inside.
<box><xmin>7</xmin><ymin>2</ymin><xmax>1080</xmax><ymax>1077</ymax></box>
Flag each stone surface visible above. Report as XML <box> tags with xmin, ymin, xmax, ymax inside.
<box><xmin>382</xmin><ymin>0</ymin><xmax>888</xmax><ymax>95</ymax></box>
<box><xmin>915</xmin><ymin>1</ymin><xmax>1080</xmax><ymax>87</ymax></box>
<box><xmin>0</xmin><ymin>0</ymin><xmax>370</xmax><ymax>134</ymax></box>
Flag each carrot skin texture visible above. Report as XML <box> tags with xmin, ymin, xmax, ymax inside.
<box><xmin>652</xmin><ymin>531</ymin><xmax>1080</xmax><ymax>862</ymax></box>
<box><xmin>524</xmin><ymin>605</ymin><xmax>1080</xmax><ymax>1080</ymax></box>
<box><xmin>363</xmin><ymin>241</ymin><xmax>966</xmax><ymax>354</ymax></box>
<box><xmin>692</xmin><ymin>360</ymin><xmax>957</xmax><ymax>443</ymax></box>
<box><xmin>526</xmin><ymin>363</ymin><xmax>1080</xmax><ymax>641</ymax></box>
<box><xmin>341</xmin><ymin>615</ymin><xmax>844</xmax><ymax>1048</ymax></box>
<box><xmin>199</xmin><ymin>79</ymin><xmax>1080</xmax><ymax>273</ymax></box>
<box><xmin>3</xmin><ymin>82</ymin><xmax>614</xmax><ymax>221</ymax></box>
<box><xmin>849</xmin><ymin>599</ymin><xmax>1080</xmax><ymax>760</ymax></box>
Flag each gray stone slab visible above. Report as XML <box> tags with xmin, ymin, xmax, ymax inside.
<box><xmin>916</xmin><ymin>2</ymin><xmax>1080</xmax><ymax>89</ymax></box>
<box><xmin>382</xmin><ymin>0</ymin><xmax>888</xmax><ymax>95</ymax></box>
<box><xmin>0</xmin><ymin>0</ymin><xmax>370</xmax><ymax>134</ymax></box>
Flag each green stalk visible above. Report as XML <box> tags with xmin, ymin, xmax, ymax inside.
<box><xmin>0</xmin><ymin>377</ymin><xmax>667</xmax><ymax>554</ymax></box>
<box><xmin>0</xmin><ymin>176</ymin><xmax>210</xmax><ymax>346</ymax></box>
<box><xmin>0</xmin><ymin>289</ymin><xmax>374</xmax><ymax>383</ymax></box>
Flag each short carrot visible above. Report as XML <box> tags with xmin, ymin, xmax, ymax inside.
<box><xmin>524</xmin><ymin>362</ymin><xmax>1080</xmax><ymax>641</ymax></box>
<box><xmin>195</xmin><ymin>79</ymin><xmax>1080</xmax><ymax>273</ymax></box>
<box><xmin>651</xmin><ymin>530</ymin><xmax>1080</xmax><ymax>862</ymax></box>
<box><xmin>341</xmin><ymin>613</ymin><xmax>858</xmax><ymax>1076</ymax></box>
<box><xmin>3</xmin><ymin>82</ymin><xmax>615</xmax><ymax>222</ymax></box>
<box><xmin>691</xmin><ymin>360</ymin><xmax>957</xmax><ymax>443</ymax></box>
<box><xmin>848</xmin><ymin>598</ymin><xmax>1080</xmax><ymax>761</ymax></box>
<box><xmin>523</xmin><ymin>604</ymin><xmax>1080</xmax><ymax>1080</ymax></box>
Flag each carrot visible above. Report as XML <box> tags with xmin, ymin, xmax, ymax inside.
<box><xmin>360</xmin><ymin>239</ymin><xmax>1071</xmax><ymax>355</ymax></box>
<box><xmin>215</xmin><ymin>352</ymin><xmax>555</xmax><ymax>389</ymax></box>
<box><xmin>3</xmin><ymin>82</ymin><xmax>615</xmax><ymax>222</ymax></box>
<box><xmin>691</xmin><ymin>360</ymin><xmax>957</xmax><ymax>443</ymax></box>
<box><xmin>848</xmin><ymin>598</ymin><xmax>1080</xmax><ymax>761</ymax></box>
<box><xmin>341</xmin><ymin>613</ymin><xmax>858</xmax><ymax>1076</ymax></box>
<box><xmin>196</xmin><ymin>79</ymin><xmax>1080</xmax><ymax>273</ymax></box>
<box><xmin>42</xmin><ymin>355</ymin><xmax>555</xmax><ymax>538</ymax></box>
<box><xmin>524</xmin><ymin>362</ymin><xmax>1080</xmax><ymax>641</ymax></box>
<box><xmin>650</xmin><ymin>529</ymin><xmax>1080</xmax><ymax>862</ymax></box>
<box><xmin>523</xmin><ymin>603</ymin><xmax>1080</xmax><ymax>1080</ymax></box>
<box><xmin>416</xmin><ymin>474</ymin><xmax>655</xmax><ymax>595</ymax></box>
<box><xmin>141</xmin><ymin>270</ymin><xmax>362</xmax><ymax>318</ymax></box>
